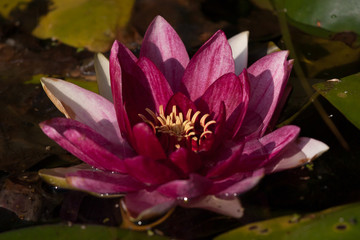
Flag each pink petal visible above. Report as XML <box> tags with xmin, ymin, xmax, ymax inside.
<box><xmin>165</xmin><ymin>92</ymin><xmax>197</xmax><ymax>115</ymax></box>
<box><xmin>169</xmin><ymin>147</ymin><xmax>202</xmax><ymax>174</ymax></box>
<box><xmin>239</xmin><ymin>51</ymin><xmax>291</xmax><ymax>139</ymax></box>
<box><xmin>40</xmin><ymin>77</ymin><xmax>124</xmax><ymax>147</ymax></box>
<box><xmin>137</xmin><ymin>57</ymin><xmax>174</xmax><ymax>109</ymax></box>
<box><xmin>132</xmin><ymin>123</ymin><xmax>166</xmax><ymax>160</ymax></box>
<box><xmin>109</xmin><ymin>41</ymin><xmax>154</xmax><ymax>130</ymax></box>
<box><xmin>205</xmin><ymin>143</ymin><xmax>245</xmax><ymax>179</ymax></box>
<box><xmin>228</xmin><ymin>31</ymin><xmax>249</xmax><ymax>75</ymax></box>
<box><xmin>210</xmin><ymin>169</ymin><xmax>264</xmax><ymax>196</ymax></box>
<box><xmin>179</xmin><ymin>195</ymin><xmax>243</xmax><ymax>218</ymax></box>
<box><xmin>94</xmin><ymin>53</ymin><xmax>112</xmax><ymax>102</ymax></box>
<box><xmin>196</xmin><ymin>70</ymin><xmax>250</xmax><ymax>138</ymax></box>
<box><xmin>40</xmin><ymin>118</ymin><xmax>133</xmax><ymax>173</ymax></box>
<box><xmin>124</xmin><ymin>156</ymin><xmax>179</xmax><ymax>185</ymax></box>
<box><xmin>123</xmin><ymin>190</ymin><xmax>176</xmax><ymax>220</ymax></box>
<box><xmin>182</xmin><ymin>30</ymin><xmax>235</xmax><ymax>101</ymax></box>
<box><xmin>237</xmin><ymin>125</ymin><xmax>300</xmax><ymax>171</ymax></box>
<box><xmin>140</xmin><ymin>16</ymin><xmax>189</xmax><ymax>92</ymax></box>
<box><xmin>66</xmin><ymin>170</ymin><xmax>145</xmax><ymax>194</ymax></box>
<box><xmin>156</xmin><ymin>174</ymin><xmax>212</xmax><ymax>199</ymax></box>
<box><xmin>266</xmin><ymin>137</ymin><xmax>329</xmax><ymax>173</ymax></box>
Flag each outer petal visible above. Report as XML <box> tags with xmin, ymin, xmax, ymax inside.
<box><xmin>210</xmin><ymin>169</ymin><xmax>264</xmax><ymax>196</ymax></box>
<box><xmin>137</xmin><ymin>57</ymin><xmax>173</xmax><ymax>110</ymax></box>
<box><xmin>66</xmin><ymin>170</ymin><xmax>145</xmax><ymax>194</ymax></box>
<box><xmin>239</xmin><ymin>51</ymin><xmax>290</xmax><ymax>139</ymax></box>
<box><xmin>40</xmin><ymin>77</ymin><xmax>124</xmax><ymax>146</ymax></box>
<box><xmin>180</xmin><ymin>195</ymin><xmax>243</xmax><ymax>218</ymax></box>
<box><xmin>156</xmin><ymin>174</ymin><xmax>212</xmax><ymax>199</ymax></box>
<box><xmin>123</xmin><ymin>190</ymin><xmax>176</xmax><ymax>220</ymax></box>
<box><xmin>237</xmin><ymin>125</ymin><xmax>300</xmax><ymax>172</ymax></box>
<box><xmin>266</xmin><ymin>137</ymin><xmax>329</xmax><ymax>173</ymax></box>
<box><xmin>228</xmin><ymin>31</ymin><xmax>249</xmax><ymax>75</ymax></box>
<box><xmin>40</xmin><ymin>118</ymin><xmax>133</xmax><ymax>173</ymax></box>
<box><xmin>94</xmin><ymin>53</ymin><xmax>112</xmax><ymax>102</ymax></box>
<box><xmin>182</xmin><ymin>30</ymin><xmax>235</xmax><ymax>101</ymax></box>
<box><xmin>140</xmin><ymin>15</ymin><xmax>189</xmax><ymax>92</ymax></box>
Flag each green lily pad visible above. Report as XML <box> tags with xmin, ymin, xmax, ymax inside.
<box><xmin>313</xmin><ymin>73</ymin><xmax>360</xmax><ymax>129</ymax></box>
<box><xmin>273</xmin><ymin>0</ymin><xmax>360</xmax><ymax>46</ymax></box>
<box><xmin>0</xmin><ymin>224</ymin><xmax>168</xmax><ymax>240</ymax></box>
<box><xmin>215</xmin><ymin>202</ymin><xmax>360</xmax><ymax>240</ymax></box>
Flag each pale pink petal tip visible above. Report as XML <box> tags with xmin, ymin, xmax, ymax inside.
<box><xmin>94</xmin><ymin>53</ymin><xmax>112</xmax><ymax>102</ymax></box>
<box><xmin>297</xmin><ymin>137</ymin><xmax>329</xmax><ymax>161</ymax></box>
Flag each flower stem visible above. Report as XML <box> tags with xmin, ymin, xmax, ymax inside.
<box><xmin>274</xmin><ymin>0</ymin><xmax>349</xmax><ymax>150</ymax></box>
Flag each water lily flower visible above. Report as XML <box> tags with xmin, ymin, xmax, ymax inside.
<box><xmin>39</xmin><ymin>16</ymin><xmax>328</xmax><ymax>221</ymax></box>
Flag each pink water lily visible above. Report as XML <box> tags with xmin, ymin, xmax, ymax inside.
<box><xmin>39</xmin><ymin>16</ymin><xmax>328</xmax><ymax>220</ymax></box>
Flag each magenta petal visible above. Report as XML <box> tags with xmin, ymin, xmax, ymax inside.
<box><xmin>205</xmin><ymin>142</ymin><xmax>245</xmax><ymax>179</ymax></box>
<box><xmin>137</xmin><ymin>57</ymin><xmax>174</xmax><ymax>109</ymax></box>
<box><xmin>210</xmin><ymin>169</ymin><xmax>264</xmax><ymax>196</ymax></box>
<box><xmin>66</xmin><ymin>170</ymin><xmax>145</xmax><ymax>194</ymax></box>
<box><xmin>124</xmin><ymin>190</ymin><xmax>176</xmax><ymax>220</ymax></box>
<box><xmin>237</xmin><ymin>125</ymin><xmax>300</xmax><ymax>171</ymax></box>
<box><xmin>140</xmin><ymin>16</ymin><xmax>189</xmax><ymax>92</ymax></box>
<box><xmin>40</xmin><ymin>118</ymin><xmax>133</xmax><ymax>173</ymax></box>
<box><xmin>157</xmin><ymin>174</ymin><xmax>212</xmax><ymax>198</ymax></box>
<box><xmin>169</xmin><ymin>147</ymin><xmax>202</xmax><ymax>174</ymax></box>
<box><xmin>124</xmin><ymin>156</ymin><xmax>179</xmax><ymax>185</ymax></box>
<box><xmin>110</xmin><ymin>41</ymin><xmax>155</xmax><ymax>127</ymax></box>
<box><xmin>240</xmin><ymin>51</ymin><xmax>290</xmax><ymax>138</ymax></box>
<box><xmin>132</xmin><ymin>123</ymin><xmax>166</xmax><ymax>160</ymax></box>
<box><xmin>182</xmin><ymin>30</ymin><xmax>235</xmax><ymax>101</ymax></box>
<box><xmin>165</xmin><ymin>92</ymin><xmax>197</xmax><ymax>115</ymax></box>
<box><xmin>180</xmin><ymin>195</ymin><xmax>243</xmax><ymax>218</ymax></box>
<box><xmin>196</xmin><ymin>70</ymin><xmax>250</xmax><ymax>137</ymax></box>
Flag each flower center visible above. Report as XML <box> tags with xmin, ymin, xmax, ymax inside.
<box><xmin>139</xmin><ymin>105</ymin><xmax>216</xmax><ymax>152</ymax></box>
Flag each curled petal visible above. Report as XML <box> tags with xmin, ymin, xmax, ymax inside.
<box><xmin>266</xmin><ymin>137</ymin><xmax>329</xmax><ymax>173</ymax></box>
<box><xmin>66</xmin><ymin>170</ymin><xmax>145</xmax><ymax>194</ymax></box>
<box><xmin>140</xmin><ymin>15</ymin><xmax>189</xmax><ymax>92</ymax></box>
<box><xmin>40</xmin><ymin>77</ymin><xmax>124</xmax><ymax>146</ymax></box>
<box><xmin>123</xmin><ymin>190</ymin><xmax>176</xmax><ymax>220</ymax></box>
<box><xmin>94</xmin><ymin>53</ymin><xmax>112</xmax><ymax>102</ymax></box>
<box><xmin>180</xmin><ymin>195</ymin><xmax>244</xmax><ymax>218</ymax></box>
<box><xmin>228</xmin><ymin>31</ymin><xmax>249</xmax><ymax>75</ymax></box>
<box><xmin>40</xmin><ymin>118</ymin><xmax>133</xmax><ymax>173</ymax></box>
<box><xmin>182</xmin><ymin>30</ymin><xmax>235</xmax><ymax>101</ymax></box>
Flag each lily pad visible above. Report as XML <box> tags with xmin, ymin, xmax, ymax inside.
<box><xmin>215</xmin><ymin>202</ymin><xmax>360</xmax><ymax>240</ymax></box>
<box><xmin>275</xmin><ymin>0</ymin><xmax>360</xmax><ymax>45</ymax></box>
<box><xmin>0</xmin><ymin>224</ymin><xmax>168</xmax><ymax>240</ymax></box>
<box><xmin>313</xmin><ymin>73</ymin><xmax>360</xmax><ymax>129</ymax></box>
